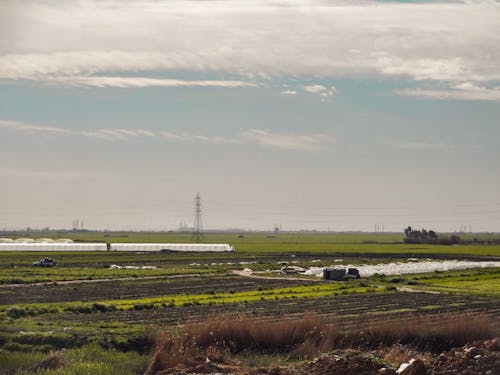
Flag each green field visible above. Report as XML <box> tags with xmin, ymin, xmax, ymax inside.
<box><xmin>405</xmin><ymin>267</ymin><xmax>500</xmax><ymax>295</ymax></box>
<box><xmin>2</xmin><ymin>230</ymin><xmax>500</xmax><ymax>255</ymax></box>
<box><xmin>3</xmin><ymin>230</ymin><xmax>405</xmax><ymax>244</ymax></box>
<box><xmin>0</xmin><ymin>231</ymin><xmax>499</xmax><ymax>374</ymax></box>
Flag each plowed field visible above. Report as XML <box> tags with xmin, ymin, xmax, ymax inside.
<box><xmin>0</xmin><ymin>275</ymin><xmax>313</xmax><ymax>304</ymax></box>
<box><xmin>52</xmin><ymin>291</ymin><xmax>500</xmax><ymax>332</ymax></box>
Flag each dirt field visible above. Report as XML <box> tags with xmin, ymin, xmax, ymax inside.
<box><xmin>0</xmin><ymin>275</ymin><xmax>313</xmax><ymax>304</ymax></box>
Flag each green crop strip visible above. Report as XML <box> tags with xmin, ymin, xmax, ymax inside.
<box><xmin>415</xmin><ymin>277</ymin><xmax>500</xmax><ymax>296</ymax></box>
<box><xmin>0</xmin><ymin>282</ymin><xmax>388</xmax><ymax>318</ymax></box>
<box><xmin>379</xmin><ymin>267</ymin><xmax>500</xmax><ymax>296</ymax></box>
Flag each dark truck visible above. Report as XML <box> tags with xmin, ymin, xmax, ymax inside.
<box><xmin>323</xmin><ymin>267</ymin><xmax>360</xmax><ymax>281</ymax></box>
<box><xmin>32</xmin><ymin>257</ymin><xmax>57</xmax><ymax>267</ymax></box>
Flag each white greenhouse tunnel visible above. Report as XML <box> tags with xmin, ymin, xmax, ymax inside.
<box><xmin>0</xmin><ymin>242</ymin><xmax>234</xmax><ymax>252</ymax></box>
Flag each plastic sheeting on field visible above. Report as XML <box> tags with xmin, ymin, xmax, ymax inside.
<box><xmin>35</xmin><ymin>238</ymin><xmax>55</xmax><ymax>243</ymax></box>
<box><xmin>15</xmin><ymin>238</ymin><xmax>35</xmax><ymax>243</ymax></box>
<box><xmin>110</xmin><ymin>243</ymin><xmax>234</xmax><ymax>252</ymax></box>
<box><xmin>0</xmin><ymin>243</ymin><xmax>108</xmax><ymax>251</ymax></box>
<box><xmin>303</xmin><ymin>260</ymin><xmax>500</xmax><ymax>277</ymax></box>
<box><xmin>55</xmin><ymin>239</ymin><xmax>74</xmax><ymax>243</ymax></box>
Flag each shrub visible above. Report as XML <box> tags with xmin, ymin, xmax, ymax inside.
<box><xmin>0</xmin><ymin>334</ymin><xmax>8</xmax><ymax>347</ymax></box>
<box><xmin>7</xmin><ymin>307</ymin><xmax>28</xmax><ymax>319</ymax></box>
<box><xmin>133</xmin><ymin>303</ymin><xmax>155</xmax><ymax>310</ymax></box>
<box><xmin>92</xmin><ymin>303</ymin><xmax>116</xmax><ymax>313</ymax></box>
<box><xmin>64</xmin><ymin>305</ymin><xmax>93</xmax><ymax>314</ymax></box>
<box><xmin>389</xmin><ymin>277</ymin><xmax>405</xmax><ymax>283</ymax></box>
<box><xmin>100</xmin><ymin>333</ymin><xmax>153</xmax><ymax>353</ymax></box>
<box><xmin>7</xmin><ymin>306</ymin><xmax>59</xmax><ymax>319</ymax></box>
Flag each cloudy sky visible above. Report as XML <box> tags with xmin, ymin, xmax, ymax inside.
<box><xmin>1</xmin><ymin>0</ymin><xmax>499</xmax><ymax>232</ymax></box>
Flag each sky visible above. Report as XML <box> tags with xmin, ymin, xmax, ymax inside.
<box><xmin>0</xmin><ymin>0</ymin><xmax>499</xmax><ymax>232</ymax></box>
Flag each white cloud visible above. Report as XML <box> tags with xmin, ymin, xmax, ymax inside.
<box><xmin>377</xmin><ymin>57</ymin><xmax>471</xmax><ymax>82</ymax></box>
<box><xmin>281</xmin><ymin>89</ymin><xmax>297</xmax><ymax>95</ymax></box>
<box><xmin>47</xmin><ymin>75</ymin><xmax>258</xmax><ymax>89</ymax></box>
<box><xmin>1</xmin><ymin>121</ymin><xmax>332</xmax><ymax>151</ymax></box>
<box><xmin>0</xmin><ymin>119</ymin><xmax>241</xmax><ymax>144</ymax></box>
<box><xmin>80</xmin><ymin>129</ymin><xmax>156</xmax><ymax>141</ymax></box>
<box><xmin>303</xmin><ymin>85</ymin><xmax>327</xmax><ymax>94</ymax></box>
<box><xmin>302</xmin><ymin>84</ymin><xmax>336</xmax><ymax>101</ymax></box>
<box><xmin>0</xmin><ymin>119</ymin><xmax>157</xmax><ymax>141</ymax></box>
<box><xmin>160</xmin><ymin>131</ymin><xmax>182</xmax><ymax>140</ymax></box>
<box><xmin>242</xmin><ymin>129</ymin><xmax>334</xmax><ymax>152</ymax></box>
<box><xmin>0</xmin><ymin>120</ymin><xmax>70</xmax><ymax>135</ymax></box>
<box><xmin>396</xmin><ymin>84</ymin><xmax>500</xmax><ymax>102</ymax></box>
<box><xmin>160</xmin><ymin>131</ymin><xmax>235</xmax><ymax>144</ymax></box>
<box><xmin>192</xmin><ymin>134</ymin><xmax>236</xmax><ymax>144</ymax></box>
<box><xmin>2</xmin><ymin>120</ymin><xmax>335</xmax><ymax>152</ymax></box>
<box><xmin>136</xmin><ymin>129</ymin><xmax>155</xmax><ymax>137</ymax></box>
<box><xmin>0</xmin><ymin>1</ymin><xmax>499</xmax><ymax>85</ymax></box>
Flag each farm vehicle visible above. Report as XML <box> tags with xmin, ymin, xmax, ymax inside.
<box><xmin>323</xmin><ymin>267</ymin><xmax>360</xmax><ymax>281</ymax></box>
<box><xmin>32</xmin><ymin>257</ymin><xmax>57</xmax><ymax>267</ymax></box>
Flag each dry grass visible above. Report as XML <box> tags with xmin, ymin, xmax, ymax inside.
<box><xmin>145</xmin><ymin>313</ymin><xmax>337</xmax><ymax>374</ymax></box>
<box><xmin>183</xmin><ymin>313</ymin><xmax>337</xmax><ymax>354</ymax></box>
<box><xmin>379</xmin><ymin>344</ymin><xmax>417</xmax><ymax>366</ymax></box>
<box><xmin>145</xmin><ymin>332</ymin><xmax>198</xmax><ymax>374</ymax></box>
<box><xmin>145</xmin><ymin>312</ymin><xmax>496</xmax><ymax>374</ymax></box>
<box><xmin>364</xmin><ymin>312</ymin><xmax>494</xmax><ymax>351</ymax></box>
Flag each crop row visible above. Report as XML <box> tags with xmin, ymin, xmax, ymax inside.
<box><xmin>52</xmin><ymin>291</ymin><xmax>500</xmax><ymax>331</ymax></box>
<box><xmin>0</xmin><ymin>275</ymin><xmax>314</xmax><ymax>305</ymax></box>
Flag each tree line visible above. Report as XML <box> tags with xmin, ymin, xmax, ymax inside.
<box><xmin>404</xmin><ymin>226</ymin><xmax>460</xmax><ymax>245</ymax></box>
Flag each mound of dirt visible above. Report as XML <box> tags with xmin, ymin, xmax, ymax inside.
<box><xmin>424</xmin><ymin>339</ymin><xmax>499</xmax><ymax>375</ymax></box>
<box><xmin>148</xmin><ymin>339</ymin><xmax>499</xmax><ymax>375</ymax></box>
<box><xmin>300</xmin><ymin>351</ymin><xmax>390</xmax><ymax>375</ymax></box>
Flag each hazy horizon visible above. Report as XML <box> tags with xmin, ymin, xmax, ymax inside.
<box><xmin>1</xmin><ymin>1</ymin><xmax>499</xmax><ymax>232</ymax></box>
<box><xmin>0</xmin><ymin>227</ymin><xmax>496</xmax><ymax>235</ymax></box>
<box><xmin>0</xmin><ymin>199</ymin><xmax>495</xmax><ymax>233</ymax></box>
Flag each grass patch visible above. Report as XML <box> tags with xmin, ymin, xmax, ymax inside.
<box><xmin>0</xmin><ymin>318</ymin><xmax>150</xmax><ymax>355</ymax></box>
<box><xmin>0</xmin><ymin>344</ymin><xmax>148</xmax><ymax>374</ymax></box>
